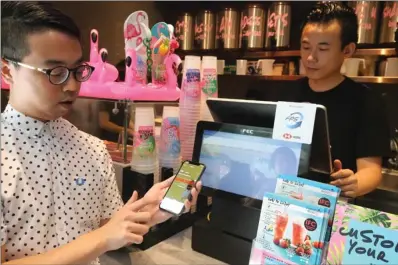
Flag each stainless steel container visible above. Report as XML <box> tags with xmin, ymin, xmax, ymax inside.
<box><xmin>348</xmin><ymin>1</ymin><xmax>380</xmax><ymax>44</ymax></box>
<box><xmin>379</xmin><ymin>1</ymin><xmax>398</xmax><ymax>44</ymax></box>
<box><xmin>264</xmin><ymin>2</ymin><xmax>291</xmax><ymax>49</ymax></box>
<box><xmin>194</xmin><ymin>10</ymin><xmax>216</xmax><ymax>50</ymax></box>
<box><xmin>216</xmin><ymin>8</ymin><xmax>240</xmax><ymax>49</ymax></box>
<box><xmin>239</xmin><ymin>5</ymin><xmax>266</xmax><ymax>49</ymax></box>
<box><xmin>175</xmin><ymin>13</ymin><xmax>194</xmax><ymax>50</ymax></box>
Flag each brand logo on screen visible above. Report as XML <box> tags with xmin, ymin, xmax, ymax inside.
<box><xmin>285</xmin><ymin>112</ymin><xmax>304</xmax><ymax>129</ymax></box>
<box><xmin>241</xmin><ymin>129</ymin><xmax>254</xmax><ymax>135</ymax></box>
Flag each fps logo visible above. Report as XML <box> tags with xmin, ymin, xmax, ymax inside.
<box><xmin>285</xmin><ymin>112</ymin><xmax>304</xmax><ymax>129</ymax></box>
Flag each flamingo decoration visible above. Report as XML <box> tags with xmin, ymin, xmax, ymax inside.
<box><xmin>124</xmin><ymin>11</ymin><xmax>146</xmax><ymax>47</ymax></box>
<box><xmin>164</xmin><ymin>53</ymin><xmax>181</xmax><ymax>90</ymax></box>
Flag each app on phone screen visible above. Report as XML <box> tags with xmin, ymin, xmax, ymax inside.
<box><xmin>161</xmin><ymin>162</ymin><xmax>204</xmax><ymax>214</ymax></box>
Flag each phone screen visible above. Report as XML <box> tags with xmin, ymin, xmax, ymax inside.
<box><xmin>160</xmin><ymin>161</ymin><xmax>205</xmax><ymax>215</ymax></box>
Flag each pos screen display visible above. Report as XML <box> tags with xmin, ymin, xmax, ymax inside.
<box><xmin>194</xmin><ymin>122</ymin><xmax>311</xmax><ymax>201</ymax></box>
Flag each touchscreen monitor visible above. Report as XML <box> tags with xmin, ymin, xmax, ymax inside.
<box><xmin>193</xmin><ymin>122</ymin><xmax>311</xmax><ymax>201</ymax></box>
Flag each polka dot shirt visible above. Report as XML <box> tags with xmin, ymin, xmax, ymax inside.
<box><xmin>1</xmin><ymin>105</ymin><xmax>124</xmax><ymax>264</ymax></box>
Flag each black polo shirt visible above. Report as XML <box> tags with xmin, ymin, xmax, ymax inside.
<box><xmin>297</xmin><ymin>77</ymin><xmax>391</xmax><ymax>172</ymax></box>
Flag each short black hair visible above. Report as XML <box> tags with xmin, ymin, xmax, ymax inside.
<box><xmin>1</xmin><ymin>1</ymin><xmax>81</xmax><ymax>62</ymax></box>
<box><xmin>302</xmin><ymin>2</ymin><xmax>358</xmax><ymax>49</ymax></box>
<box><xmin>269</xmin><ymin>146</ymin><xmax>297</xmax><ymax>175</ymax></box>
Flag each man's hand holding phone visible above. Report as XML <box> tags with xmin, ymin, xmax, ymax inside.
<box><xmin>158</xmin><ymin>161</ymin><xmax>205</xmax><ymax>216</ymax></box>
<box><xmin>142</xmin><ymin>176</ymin><xmax>202</xmax><ymax>226</ymax></box>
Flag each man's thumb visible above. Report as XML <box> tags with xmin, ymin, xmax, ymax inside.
<box><xmin>126</xmin><ymin>191</ymin><xmax>138</xmax><ymax>205</ymax></box>
<box><xmin>333</xmin><ymin>159</ymin><xmax>343</xmax><ymax>171</ymax></box>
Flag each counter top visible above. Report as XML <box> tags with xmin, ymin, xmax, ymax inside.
<box><xmin>100</xmin><ymin>228</ymin><xmax>225</xmax><ymax>265</ymax></box>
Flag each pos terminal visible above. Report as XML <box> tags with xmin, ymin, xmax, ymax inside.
<box><xmin>191</xmin><ymin>98</ymin><xmax>333</xmax><ymax>265</ymax></box>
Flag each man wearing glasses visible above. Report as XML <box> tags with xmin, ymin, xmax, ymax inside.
<box><xmin>1</xmin><ymin>2</ymin><xmax>201</xmax><ymax>264</ymax></box>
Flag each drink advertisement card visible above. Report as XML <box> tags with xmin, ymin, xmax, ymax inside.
<box><xmin>274</xmin><ymin>175</ymin><xmax>340</xmax><ymax>265</ymax></box>
<box><xmin>255</xmin><ymin>193</ymin><xmax>329</xmax><ymax>265</ymax></box>
<box><xmin>327</xmin><ymin>201</ymin><xmax>398</xmax><ymax>265</ymax></box>
<box><xmin>275</xmin><ymin>175</ymin><xmax>340</xmax><ymax>241</ymax></box>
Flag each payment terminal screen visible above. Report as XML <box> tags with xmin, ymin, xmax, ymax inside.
<box><xmin>164</xmin><ymin>161</ymin><xmax>204</xmax><ymax>203</ymax></box>
<box><xmin>199</xmin><ymin>130</ymin><xmax>304</xmax><ymax>200</ymax></box>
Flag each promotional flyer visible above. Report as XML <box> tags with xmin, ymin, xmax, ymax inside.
<box><xmin>254</xmin><ymin>193</ymin><xmax>329</xmax><ymax>265</ymax></box>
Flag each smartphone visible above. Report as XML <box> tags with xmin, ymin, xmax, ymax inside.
<box><xmin>160</xmin><ymin>160</ymin><xmax>206</xmax><ymax>215</ymax></box>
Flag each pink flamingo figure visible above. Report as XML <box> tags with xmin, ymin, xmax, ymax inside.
<box><xmin>124</xmin><ymin>11</ymin><xmax>146</xmax><ymax>47</ymax></box>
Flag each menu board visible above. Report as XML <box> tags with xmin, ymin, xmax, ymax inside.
<box><xmin>327</xmin><ymin>201</ymin><xmax>398</xmax><ymax>265</ymax></box>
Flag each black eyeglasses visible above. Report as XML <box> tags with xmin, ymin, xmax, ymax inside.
<box><xmin>4</xmin><ymin>58</ymin><xmax>95</xmax><ymax>85</ymax></box>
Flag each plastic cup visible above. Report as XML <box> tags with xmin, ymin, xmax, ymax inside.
<box><xmin>159</xmin><ymin>160</ymin><xmax>180</xmax><ymax>166</ymax></box>
<box><xmin>181</xmin><ymin>56</ymin><xmax>201</xmax><ymax>102</ymax></box>
<box><xmin>183</xmin><ymin>56</ymin><xmax>201</xmax><ymax>75</ymax></box>
<box><xmin>201</xmin><ymin>56</ymin><xmax>217</xmax><ymax>95</ymax></box>
<box><xmin>180</xmin><ymin>105</ymin><xmax>201</xmax><ymax>111</ymax></box>
<box><xmin>131</xmin><ymin>166</ymin><xmax>157</xmax><ymax>175</ymax></box>
<box><xmin>132</xmin><ymin>107</ymin><xmax>156</xmax><ymax>168</ymax></box>
<box><xmin>179</xmin><ymin>114</ymin><xmax>200</xmax><ymax>119</ymax></box>
<box><xmin>200</xmin><ymin>56</ymin><xmax>217</xmax><ymax>122</ymax></box>
<box><xmin>134</xmin><ymin>107</ymin><xmax>155</xmax><ymax>130</ymax></box>
<box><xmin>179</xmin><ymin>115</ymin><xmax>200</xmax><ymax>120</ymax></box>
<box><xmin>131</xmin><ymin>161</ymin><xmax>157</xmax><ymax>169</ymax></box>
<box><xmin>160</xmin><ymin>106</ymin><xmax>180</xmax><ymax>158</ymax></box>
<box><xmin>179</xmin><ymin>125</ymin><xmax>198</xmax><ymax>130</ymax></box>
<box><xmin>162</xmin><ymin>106</ymin><xmax>179</xmax><ymax>118</ymax></box>
<box><xmin>202</xmin><ymin>56</ymin><xmax>217</xmax><ymax>68</ymax></box>
<box><xmin>179</xmin><ymin>93</ymin><xmax>202</xmax><ymax>105</ymax></box>
<box><xmin>155</xmin><ymin>126</ymin><xmax>161</xmax><ymax>154</ymax></box>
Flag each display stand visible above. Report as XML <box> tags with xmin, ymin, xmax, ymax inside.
<box><xmin>192</xmin><ymin>196</ymin><xmax>258</xmax><ymax>264</ymax></box>
<box><xmin>161</xmin><ymin>167</ymin><xmax>174</xmax><ymax>181</ymax></box>
<box><xmin>191</xmin><ymin>99</ymin><xmax>331</xmax><ymax>265</ymax></box>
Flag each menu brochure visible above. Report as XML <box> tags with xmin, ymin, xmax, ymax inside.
<box><xmin>274</xmin><ymin>175</ymin><xmax>341</xmax><ymax>263</ymax></box>
<box><xmin>252</xmin><ymin>193</ymin><xmax>330</xmax><ymax>265</ymax></box>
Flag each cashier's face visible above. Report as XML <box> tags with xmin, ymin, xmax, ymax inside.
<box><xmin>4</xmin><ymin>30</ymin><xmax>83</xmax><ymax>121</ymax></box>
<box><xmin>300</xmin><ymin>20</ymin><xmax>354</xmax><ymax>80</ymax></box>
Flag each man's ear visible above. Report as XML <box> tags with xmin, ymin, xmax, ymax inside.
<box><xmin>1</xmin><ymin>58</ymin><xmax>14</xmax><ymax>85</ymax></box>
<box><xmin>342</xmin><ymin>42</ymin><xmax>356</xmax><ymax>58</ymax></box>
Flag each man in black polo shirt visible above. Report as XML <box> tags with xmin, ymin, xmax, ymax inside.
<box><xmin>298</xmin><ymin>2</ymin><xmax>391</xmax><ymax>198</ymax></box>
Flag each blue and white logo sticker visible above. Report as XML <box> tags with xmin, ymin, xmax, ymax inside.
<box><xmin>273</xmin><ymin>101</ymin><xmax>316</xmax><ymax>145</ymax></box>
<box><xmin>285</xmin><ymin>112</ymin><xmax>304</xmax><ymax>129</ymax></box>
<box><xmin>74</xmin><ymin>177</ymin><xmax>86</xmax><ymax>186</ymax></box>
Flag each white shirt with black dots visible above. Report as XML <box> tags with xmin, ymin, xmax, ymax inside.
<box><xmin>1</xmin><ymin>104</ymin><xmax>124</xmax><ymax>264</ymax></box>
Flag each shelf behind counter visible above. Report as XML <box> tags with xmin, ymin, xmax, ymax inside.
<box><xmin>217</xmin><ymin>74</ymin><xmax>398</xmax><ymax>84</ymax></box>
<box><xmin>176</xmin><ymin>48</ymin><xmax>397</xmax><ymax>60</ymax></box>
